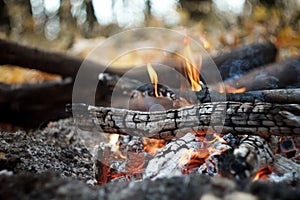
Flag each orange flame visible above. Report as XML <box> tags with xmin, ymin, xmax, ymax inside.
<box><xmin>143</xmin><ymin>138</ymin><xmax>165</xmax><ymax>154</ymax></box>
<box><xmin>147</xmin><ymin>63</ymin><xmax>159</xmax><ymax>97</ymax></box>
<box><xmin>218</xmin><ymin>84</ymin><xmax>246</xmax><ymax>93</ymax></box>
<box><xmin>199</xmin><ymin>35</ymin><xmax>210</xmax><ymax>49</ymax></box>
<box><xmin>185</xmin><ymin>60</ymin><xmax>202</xmax><ymax>91</ymax></box>
<box><xmin>206</xmin><ymin>133</ymin><xmax>226</xmax><ymax>144</ymax></box>
<box><xmin>178</xmin><ymin>148</ymin><xmax>209</xmax><ymax>165</ymax></box>
<box><xmin>253</xmin><ymin>167</ymin><xmax>272</xmax><ymax>181</ymax></box>
<box><xmin>183</xmin><ymin>37</ymin><xmax>202</xmax><ymax>92</ymax></box>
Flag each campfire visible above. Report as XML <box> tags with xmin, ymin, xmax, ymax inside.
<box><xmin>1</xmin><ymin>35</ymin><xmax>299</xmax><ymax>199</ymax></box>
<box><xmin>70</xmin><ymin>40</ymin><xmax>300</xmax><ymax>187</ymax></box>
<box><xmin>0</xmin><ymin>0</ymin><xmax>299</xmax><ymax>199</ymax></box>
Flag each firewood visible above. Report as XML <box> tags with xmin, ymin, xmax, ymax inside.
<box><xmin>0</xmin><ymin>78</ymin><xmax>73</xmax><ymax>127</ymax></box>
<box><xmin>209</xmin><ymin>42</ymin><xmax>277</xmax><ymax>80</ymax></box>
<box><xmin>258</xmin><ymin>152</ymin><xmax>300</xmax><ymax>185</ymax></box>
<box><xmin>225</xmin><ymin>56</ymin><xmax>300</xmax><ymax>91</ymax></box>
<box><xmin>218</xmin><ymin>135</ymin><xmax>274</xmax><ymax>181</ymax></box>
<box><xmin>99</xmin><ymin>73</ymin><xmax>300</xmax><ymax>104</ymax></box>
<box><xmin>70</xmin><ymin>102</ymin><xmax>300</xmax><ymax>140</ymax></box>
<box><xmin>0</xmin><ymin>39</ymin><xmax>277</xmax><ymax>80</ymax></box>
<box><xmin>270</xmin><ymin>154</ymin><xmax>300</xmax><ymax>181</ymax></box>
<box><xmin>144</xmin><ymin>133</ymin><xmax>204</xmax><ymax>179</ymax></box>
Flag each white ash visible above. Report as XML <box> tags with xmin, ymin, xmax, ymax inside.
<box><xmin>144</xmin><ymin>133</ymin><xmax>203</xmax><ymax>180</ymax></box>
<box><xmin>269</xmin><ymin>171</ymin><xmax>299</xmax><ymax>184</ymax></box>
<box><xmin>198</xmin><ymin>134</ymin><xmax>233</xmax><ymax>176</ymax></box>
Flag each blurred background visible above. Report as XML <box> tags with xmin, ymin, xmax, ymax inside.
<box><xmin>0</xmin><ymin>0</ymin><xmax>299</xmax><ymax>58</ymax></box>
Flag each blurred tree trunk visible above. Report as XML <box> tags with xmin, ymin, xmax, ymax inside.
<box><xmin>83</xmin><ymin>0</ymin><xmax>97</xmax><ymax>37</ymax></box>
<box><xmin>5</xmin><ymin>0</ymin><xmax>33</xmax><ymax>40</ymax></box>
<box><xmin>58</xmin><ymin>0</ymin><xmax>76</xmax><ymax>47</ymax></box>
<box><xmin>180</xmin><ymin>0</ymin><xmax>212</xmax><ymax>19</ymax></box>
<box><xmin>0</xmin><ymin>0</ymin><xmax>10</xmax><ymax>36</ymax></box>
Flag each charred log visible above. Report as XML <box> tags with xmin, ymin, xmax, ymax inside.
<box><xmin>270</xmin><ymin>154</ymin><xmax>300</xmax><ymax>184</ymax></box>
<box><xmin>144</xmin><ymin>133</ymin><xmax>204</xmax><ymax>179</ymax></box>
<box><xmin>210</xmin><ymin>42</ymin><xmax>277</xmax><ymax>80</ymax></box>
<box><xmin>99</xmin><ymin>73</ymin><xmax>300</xmax><ymax>104</ymax></box>
<box><xmin>225</xmin><ymin>56</ymin><xmax>300</xmax><ymax>91</ymax></box>
<box><xmin>0</xmin><ymin>38</ymin><xmax>110</xmax><ymax>78</ymax></box>
<box><xmin>71</xmin><ymin>102</ymin><xmax>300</xmax><ymax>140</ymax></box>
<box><xmin>218</xmin><ymin>135</ymin><xmax>274</xmax><ymax>181</ymax></box>
<box><xmin>0</xmin><ymin>39</ymin><xmax>277</xmax><ymax>80</ymax></box>
<box><xmin>0</xmin><ymin>78</ymin><xmax>74</xmax><ymax>127</ymax></box>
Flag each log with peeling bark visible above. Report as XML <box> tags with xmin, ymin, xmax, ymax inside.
<box><xmin>71</xmin><ymin>102</ymin><xmax>300</xmax><ymax>140</ymax></box>
<box><xmin>224</xmin><ymin>56</ymin><xmax>300</xmax><ymax>91</ymax></box>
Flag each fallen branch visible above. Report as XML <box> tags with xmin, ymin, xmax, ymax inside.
<box><xmin>71</xmin><ymin>102</ymin><xmax>300</xmax><ymax>139</ymax></box>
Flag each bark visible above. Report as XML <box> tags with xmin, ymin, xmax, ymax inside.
<box><xmin>71</xmin><ymin>102</ymin><xmax>300</xmax><ymax>139</ymax></box>
<box><xmin>225</xmin><ymin>56</ymin><xmax>300</xmax><ymax>91</ymax></box>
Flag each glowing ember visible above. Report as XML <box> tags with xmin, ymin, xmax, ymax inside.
<box><xmin>253</xmin><ymin>167</ymin><xmax>272</xmax><ymax>181</ymax></box>
<box><xmin>109</xmin><ymin>134</ymin><xmax>120</xmax><ymax>152</ymax></box>
<box><xmin>178</xmin><ymin>148</ymin><xmax>209</xmax><ymax>166</ymax></box>
<box><xmin>206</xmin><ymin>133</ymin><xmax>227</xmax><ymax>144</ymax></box>
<box><xmin>143</xmin><ymin>138</ymin><xmax>165</xmax><ymax>154</ymax></box>
<box><xmin>147</xmin><ymin>63</ymin><xmax>159</xmax><ymax>97</ymax></box>
<box><xmin>218</xmin><ymin>83</ymin><xmax>246</xmax><ymax>93</ymax></box>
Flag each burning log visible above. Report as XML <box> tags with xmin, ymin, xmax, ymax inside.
<box><xmin>225</xmin><ymin>56</ymin><xmax>300</xmax><ymax>91</ymax></box>
<box><xmin>0</xmin><ymin>39</ymin><xmax>279</xmax><ymax>127</ymax></box>
<box><xmin>218</xmin><ymin>135</ymin><xmax>274</xmax><ymax>181</ymax></box>
<box><xmin>211</xmin><ymin>89</ymin><xmax>300</xmax><ymax>104</ymax></box>
<box><xmin>71</xmin><ymin>102</ymin><xmax>300</xmax><ymax>140</ymax></box>
<box><xmin>144</xmin><ymin>133</ymin><xmax>204</xmax><ymax>179</ymax></box>
<box><xmin>99</xmin><ymin>73</ymin><xmax>300</xmax><ymax>104</ymax></box>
